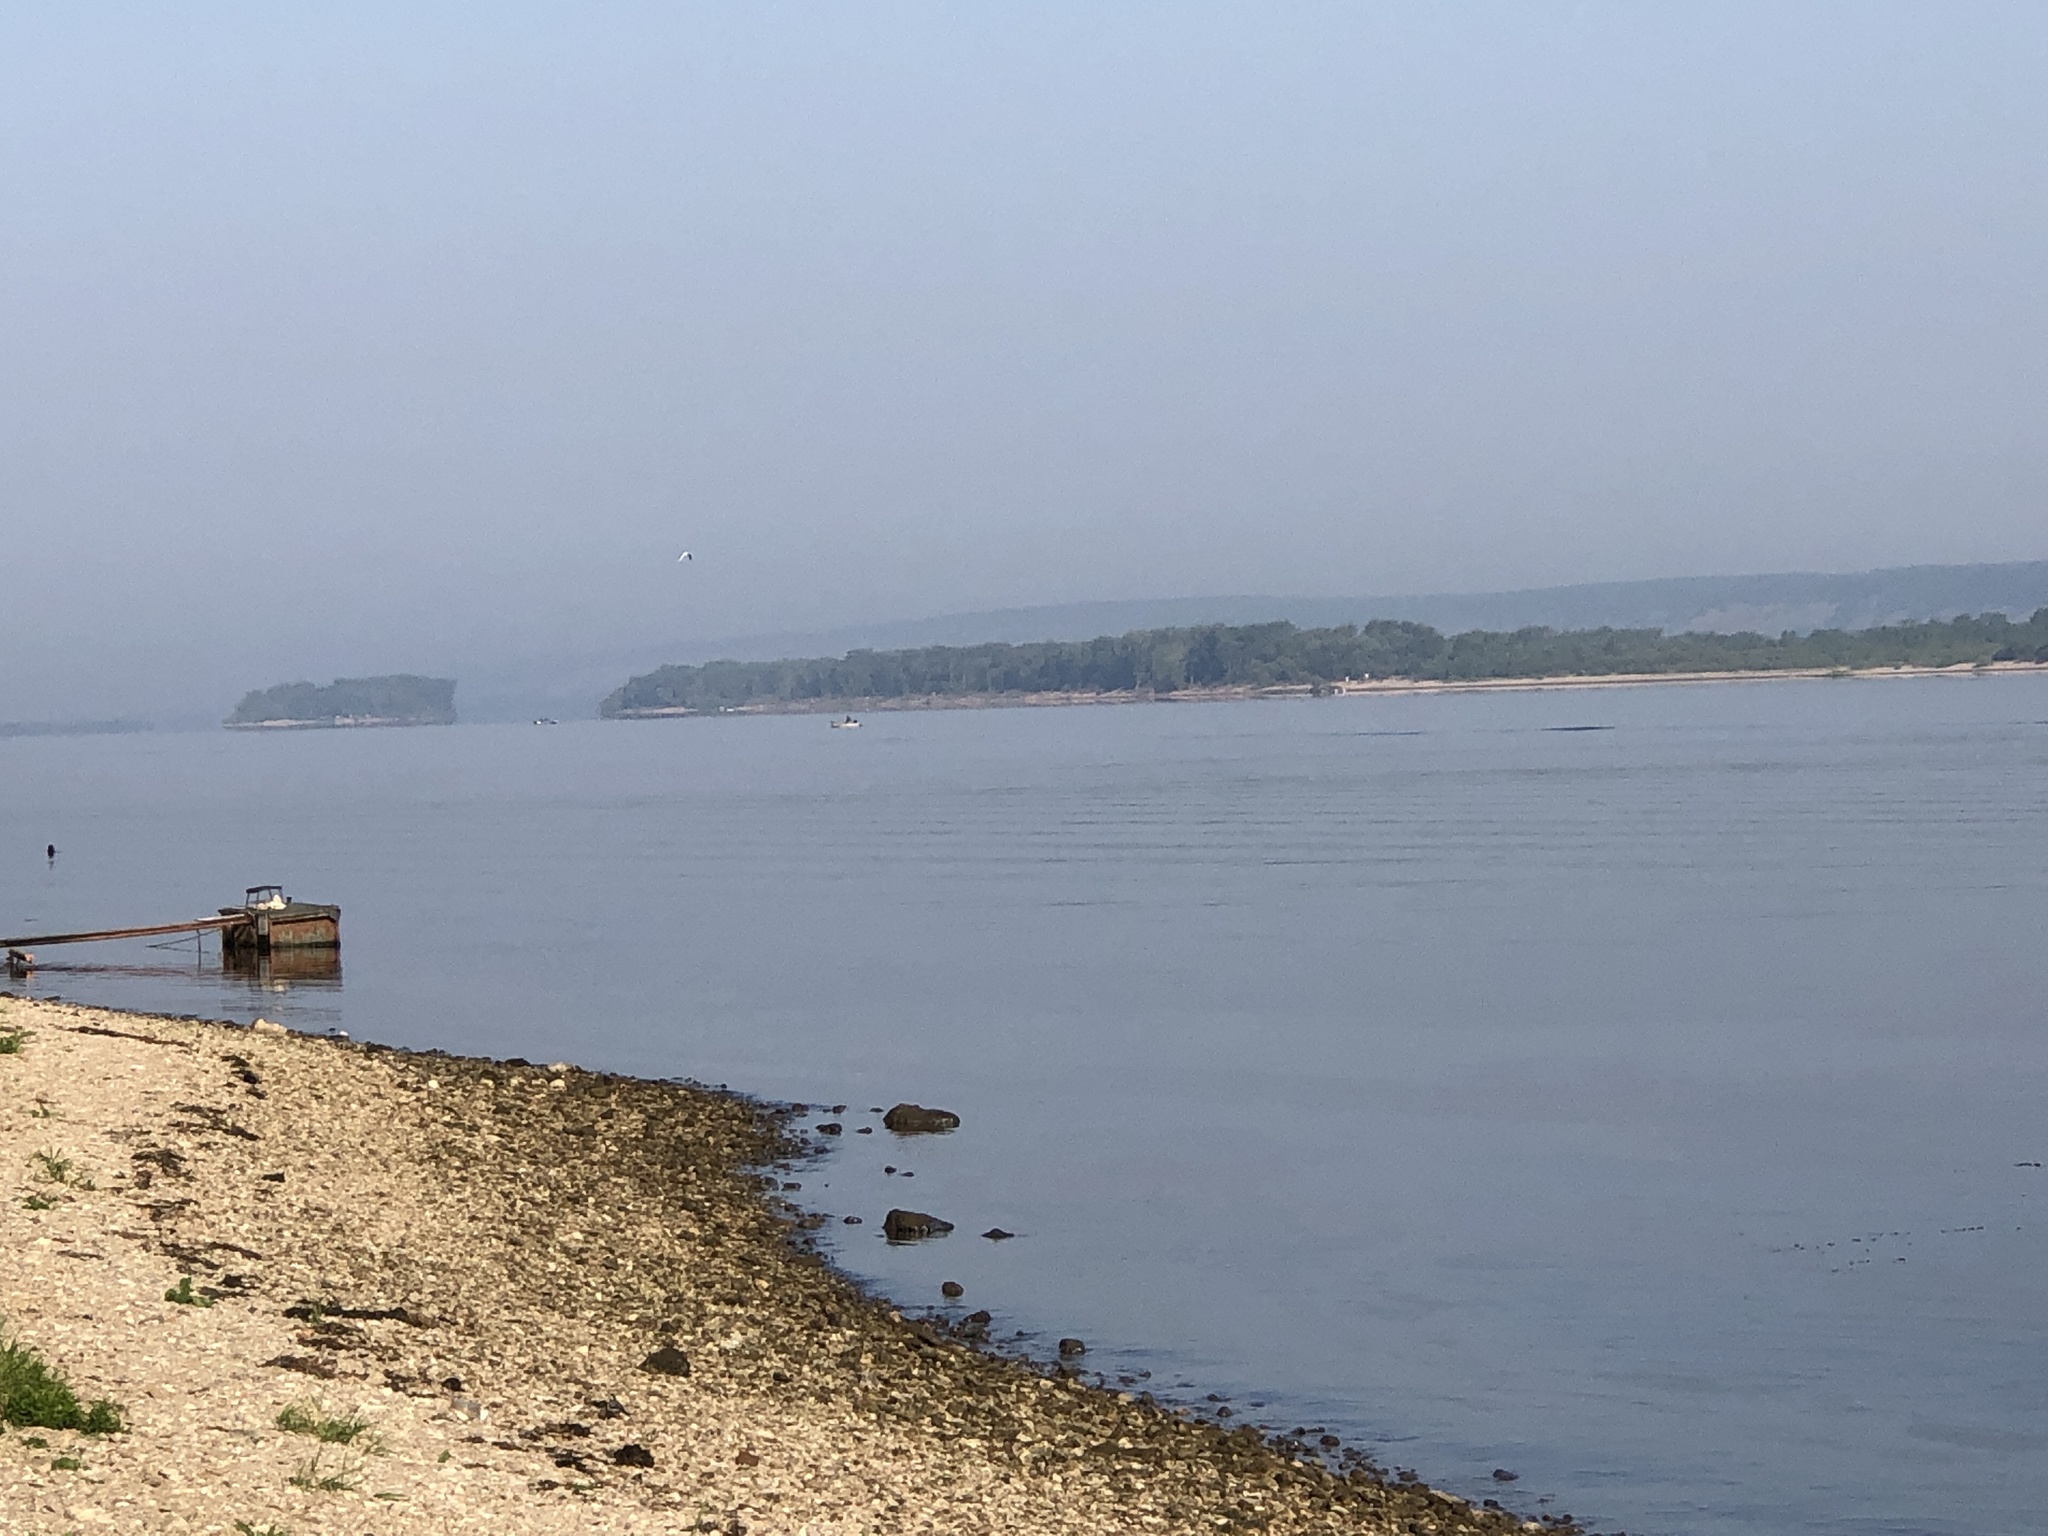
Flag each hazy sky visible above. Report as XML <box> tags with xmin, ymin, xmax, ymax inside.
<box><xmin>5</xmin><ymin>4</ymin><xmax>2047</xmax><ymax>718</ymax></box>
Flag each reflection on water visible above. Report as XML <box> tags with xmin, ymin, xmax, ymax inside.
<box><xmin>224</xmin><ymin>947</ymin><xmax>343</xmax><ymax>989</ymax></box>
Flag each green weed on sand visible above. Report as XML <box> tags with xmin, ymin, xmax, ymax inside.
<box><xmin>0</xmin><ymin>1333</ymin><xmax>123</xmax><ymax>1433</ymax></box>
<box><xmin>275</xmin><ymin>1400</ymin><xmax>378</xmax><ymax>1447</ymax></box>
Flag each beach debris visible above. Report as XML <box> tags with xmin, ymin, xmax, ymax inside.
<box><xmin>815</xmin><ymin>1122</ymin><xmax>842</xmax><ymax>1135</ymax></box>
<box><xmin>263</xmin><ymin>1353</ymin><xmax>338</xmax><ymax>1379</ymax></box>
<box><xmin>882</xmin><ymin>1208</ymin><xmax>953</xmax><ymax>1241</ymax></box>
<box><xmin>882</xmin><ymin>1103</ymin><xmax>960</xmax><ymax>1134</ymax></box>
<box><xmin>612</xmin><ymin>1443</ymin><xmax>655</xmax><ymax>1467</ymax></box>
<box><xmin>981</xmin><ymin>1227</ymin><xmax>1015</xmax><ymax>1241</ymax></box>
<box><xmin>639</xmin><ymin>1345</ymin><xmax>692</xmax><ymax>1377</ymax></box>
<box><xmin>941</xmin><ymin>1280</ymin><xmax>964</xmax><ymax>1298</ymax></box>
<box><xmin>251</xmin><ymin>1018</ymin><xmax>287</xmax><ymax>1036</ymax></box>
<box><xmin>1058</xmin><ymin>1338</ymin><xmax>1087</xmax><ymax>1357</ymax></box>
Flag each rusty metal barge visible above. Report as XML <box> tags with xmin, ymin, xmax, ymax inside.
<box><xmin>4</xmin><ymin>886</ymin><xmax>339</xmax><ymax>978</ymax></box>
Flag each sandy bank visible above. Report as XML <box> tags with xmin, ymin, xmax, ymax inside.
<box><xmin>0</xmin><ymin>997</ymin><xmax>1545</xmax><ymax>1535</ymax></box>
<box><xmin>609</xmin><ymin>659</ymin><xmax>2048</xmax><ymax>720</ymax></box>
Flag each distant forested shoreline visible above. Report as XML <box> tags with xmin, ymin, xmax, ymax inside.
<box><xmin>226</xmin><ymin>674</ymin><xmax>457</xmax><ymax>727</ymax></box>
<box><xmin>600</xmin><ymin>610</ymin><xmax>2048</xmax><ymax>717</ymax></box>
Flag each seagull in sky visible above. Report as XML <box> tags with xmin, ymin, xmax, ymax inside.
<box><xmin>677</xmin><ymin>550</ymin><xmax>692</xmax><ymax>562</ymax></box>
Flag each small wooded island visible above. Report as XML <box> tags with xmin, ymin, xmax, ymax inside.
<box><xmin>226</xmin><ymin>674</ymin><xmax>457</xmax><ymax>729</ymax></box>
<box><xmin>601</xmin><ymin>610</ymin><xmax>2048</xmax><ymax>718</ymax></box>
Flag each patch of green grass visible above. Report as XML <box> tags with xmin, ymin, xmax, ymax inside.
<box><xmin>164</xmin><ymin>1276</ymin><xmax>214</xmax><ymax>1308</ymax></box>
<box><xmin>0</xmin><ymin>1334</ymin><xmax>123</xmax><ymax>1434</ymax></box>
<box><xmin>51</xmin><ymin>1453</ymin><xmax>83</xmax><ymax>1470</ymax></box>
<box><xmin>233</xmin><ymin>1521</ymin><xmax>290</xmax><ymax>1536</ymax></box>
<box><xmin>275</xmin><ymin>1401</ymin><xmax>377</xmax><ymax>1447</ymax></box>
<box><xmin>22</xmin><ymin>1193</ymin><xmax>56</xmax><ymax>1211</ymax></box>
<box><xmin>0</xmin><ymin>1026</ymin><xmax>28</xmax><ymax>1054</ymax></box>
<box><xmin>29</xmin><ymin>1097</ymin><xmax>56</xmax><ymax>1119</ymax></box>
<box><xmin>288</xmin><ymin>1448</ymin><xmax>362</xmax><ymax>1492</ymax></box>
<box><xmin>28</xmin><ymin>1149</ymin><xmax>91</xmax><ymax>1190</ymax></box>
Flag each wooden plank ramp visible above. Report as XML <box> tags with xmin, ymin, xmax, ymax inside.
<box><xmin>1</xmin><ymin>917</ymin><xmax>237</xmax><ymax>948</ymax></box>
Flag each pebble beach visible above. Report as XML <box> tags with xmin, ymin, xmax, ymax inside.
<box><xmin>0</xmin><ymin>995</ymin><xmax>1546</xmax><ymax>1536</ymax></box>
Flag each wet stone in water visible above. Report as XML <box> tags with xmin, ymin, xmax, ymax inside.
<box><xmin>882</xmin><ymin>1103</ymin><xmax>961</xmax><ymax>1134</ymax></box>
<box><xmin>1058</xmin><ymin>1337</ymin><xmax>1087</xmax><ymax>1357</ymax></box>
<box><xmin>941</xmin><ymin>1280</ymin><xmax>964</xmax><ymax>1298</ymax></box>
<box><xmin>882</xmin><ymin>1209</ymin><xmax>953</xmax><ymax>1241</ymax></box>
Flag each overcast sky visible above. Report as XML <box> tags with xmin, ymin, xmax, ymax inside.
<box><xmin>5</xmin><ymin>4</ymin><xmax>2047</xmax><ymax>718</ymax></box>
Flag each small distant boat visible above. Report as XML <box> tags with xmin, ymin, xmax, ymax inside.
<box><xmin>830</xmin><ymin>715</ymin><xmax>861</xmax><ymax>729</ymax></box>
<box><xmin>533</xmin><ymin>718</ymin><xmax>558</xmax><ymax>726</ymax></box>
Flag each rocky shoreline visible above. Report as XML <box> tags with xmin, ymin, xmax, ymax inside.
<box><xmin>1</xmin><ymin>995</ymin><xmax>1558</xmax><ymax>1534</ymax></box>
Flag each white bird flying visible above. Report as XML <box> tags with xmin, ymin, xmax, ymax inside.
<box><xmin>677</xmin><ymin>551</ymin><xmax>692</xmax><ymax>562</ymax></box>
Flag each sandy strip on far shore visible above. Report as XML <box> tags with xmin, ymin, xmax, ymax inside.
<box><xmin>0</xmin><ymin>996</ymin><xmax>1547</xmax><ymax>1536</ymax></box>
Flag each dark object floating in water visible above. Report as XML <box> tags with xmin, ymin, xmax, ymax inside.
<box><xmin>815</xmin><ymin>1122</ymin><xmax>842</xmax><ymax>1135</ymax></box>
<box><xmin>982</xmin><ymin>1227</ymin><xmax>1015</xmax><ymax>1241</ymax></box>
<box><xmin>639</xmin><ymin>1345</ymin><xmax>691</xmax><ymax>1377</ymax></box>
<box><xmin>883</xmin><ymin>1208</ymin><xmax>953</xmax><ymax>1241</ymax></box>
<box><xmin>941</xmin><ymin>1280</ymin><xmax>964</xmax><ymax>1298</ymax></box>
<box><xmin>1544</xmin><ymin>725</ymin><xmax>1613</xmax><ymax>732</ymax></box>
<box><xmin>1058</xmin><ymin>1337</ymin><xmax>1087</xmax><ymax>1357</ymax></box>
<box><xmin>883</xmin><ymin>1103</ymin><xmax>961</xmax><ymax>1133</ymax></box>
<box><xmin>1492</xmin><ymin>1467</ymin><xmax>1519</xmax><ymax>1481</ymax></box>
<box><xmin>842</xmin><ymin>1215</ymin><xmax>862</xmax><ymax>1224</ymax></box>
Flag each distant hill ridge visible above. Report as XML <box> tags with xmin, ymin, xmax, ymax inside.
<box><xmin>715</xmin><ymin>560</ymin><xmax>2048</xmax><ymax>662</ymax></box>
<box><xmin>226</xmin><ymin>675</ymin><xmax>456</xmax><ymax>728</ymax></box>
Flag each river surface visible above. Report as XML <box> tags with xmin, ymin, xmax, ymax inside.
<box><xmin>5</xmin><ymin>677</ymin><xmax>2047</xmax><ymax>1535</ymax></box>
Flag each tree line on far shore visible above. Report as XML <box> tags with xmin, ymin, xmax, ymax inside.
<box><xmin>599</xmin><ymin>609</ymin><xmax>2048</xmax><ymax>716</ymax></box>
<box><xmin>226</xmin><ymin>674</ymin><xmax>456</xmax><ymax>726</ymax></box>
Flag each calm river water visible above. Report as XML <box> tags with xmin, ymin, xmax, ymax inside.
<box><xmin>6</xmin><ymin>677</ymin><xmax>2046</xmax><ymax>1535</ymax></box>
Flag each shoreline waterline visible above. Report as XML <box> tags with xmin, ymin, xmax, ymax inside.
<box><xmin>0</xmin><ymin>995</ymin><xmax>1546</xmax><ymax>1535</ymax></box>
<box><xmin>607</xmin><ymin>658</ymin><xmax>2048</xmax><ymax>719</ymax></box>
